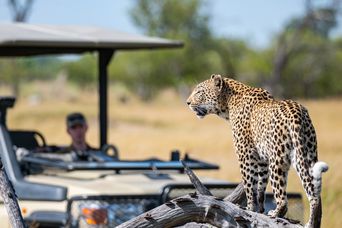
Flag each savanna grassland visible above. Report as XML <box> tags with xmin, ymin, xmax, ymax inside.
<box><xmin>5</xmin><ymin>83</ymin><xmax>342</xmax><ymax>227</ymax></box>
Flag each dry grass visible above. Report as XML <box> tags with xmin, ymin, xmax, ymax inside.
<box><xmin>5</xmin><ymin>84</ymin><xmax>342</xmax><ymax>227</ymax></box>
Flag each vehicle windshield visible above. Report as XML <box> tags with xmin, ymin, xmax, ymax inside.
<box><xmin>7</xmin><ymin>123</ymin><xmax>219</xmax><ymax>174</ymax></box>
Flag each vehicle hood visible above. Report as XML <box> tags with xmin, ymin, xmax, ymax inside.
<box><xmin>25</xmin><ymin>170</ymin><xmax>226</xmax><ymax>197</ymax></box>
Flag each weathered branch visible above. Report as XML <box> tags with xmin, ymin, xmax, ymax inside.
<box><xmin>180</xmin><ymin>160</ymin><xmax>212</xmax><ymax>196</ymax></box>
<box><xmin>118</xmin><ymin>161</ymin><xmax>305</xmax><ymax>227</ymax></box>
<box><xmin>117</xmin><ymin>194</ymin><xmax>302</xmax><ymax>228</ymax></box>
<box><xmin>182</xmin><ymin>159</ymin><xmax>246</xmax><ymax>205</ymax></box>
<box><xmin>0</xmin><ymin>160</ymin><xmax>25</xmax><ymax>228</ymax></box>
<box><xmin>181</xmin><ymin>156</ymin><xmax>323</xmax><ymax>228</ymax></box>
<box><xmin>223</xmin><ymin>181</ymin><xmax>246</xmax><ymax>205</ymax></box>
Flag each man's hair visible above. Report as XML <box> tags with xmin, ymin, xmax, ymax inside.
<box><xmin>66</xmin><ymin>112</ymin><xmax>86</xmax><ymax>128</ymax></box>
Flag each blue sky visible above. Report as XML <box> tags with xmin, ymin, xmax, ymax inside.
<box><xmin>0</xmin><ymin>0</ymin><xmax>340</xmax><ymax>48</ymax></box>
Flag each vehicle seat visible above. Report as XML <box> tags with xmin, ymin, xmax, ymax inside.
<box><xmin>9</xmin><ymin>130</ymin><xmax>47</xmax><ymax>150</ymax></box>
<box><xmin>0</xmin><ymin>126</ymin><xmax>67</xmax><ymax>201</ymax></box>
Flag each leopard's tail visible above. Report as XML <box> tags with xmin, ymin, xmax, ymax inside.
<box><xmin>312</xmin><ymin>161</ymin><xmax>329</xmax><ymax>196</ymax></box>
<box><xmin>289</xmin><ymin>104</ymin><xmax>328</xmax><ymax>227</ymax></box>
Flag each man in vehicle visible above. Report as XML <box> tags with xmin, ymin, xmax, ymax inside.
<box><xmin>64</xmin><ymin>112</ymin><xmax>96</xmax><ymax>161</ymax></box>
<box><xmin>15</xmin><ymin>112</ymin><xmax>96</xmax><ymax>162</ymax></box>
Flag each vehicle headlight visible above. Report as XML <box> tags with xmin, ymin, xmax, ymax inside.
<box><xmin>68</xmin><ymin>196</ymin><xmax>160</xmax><ymax>227</ymax></box>
<box><xmin>81</xmin><ymin>204</ymin><xmax>108</xmax><ymax>225</ymax></box>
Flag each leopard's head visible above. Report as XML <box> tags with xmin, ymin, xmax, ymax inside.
<box><xmin>187</xmin><ymin>74</ymin><xmax>228</xmax><ymax>119</ymax></box>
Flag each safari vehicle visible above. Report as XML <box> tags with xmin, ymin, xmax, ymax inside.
<box><xmin>0</xmin><ymin>23</ymin><xmax>304</xmax><ymax>227</ymax></box>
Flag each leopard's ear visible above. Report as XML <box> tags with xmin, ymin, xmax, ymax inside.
<box><xmin>211</xmin><ymin>74</ymin><xmax>224</xmax><ymax>91</ymax></box>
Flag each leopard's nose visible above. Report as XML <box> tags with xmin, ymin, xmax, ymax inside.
<box><xmin>186</xmin><ymin>101</ymin><xmax>191</xmax><ymax>105</ymax></box>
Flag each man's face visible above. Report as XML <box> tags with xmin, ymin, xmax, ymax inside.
<box><xmin>67</xmin><ymin>123</ymin><xmax>88</xmax><ymax>144</ymax></box>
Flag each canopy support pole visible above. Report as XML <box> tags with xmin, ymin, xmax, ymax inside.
<box><xmin>98</xmin><ymin>49</ymin><xmax>114</xmax><ymax>148</ymax></box>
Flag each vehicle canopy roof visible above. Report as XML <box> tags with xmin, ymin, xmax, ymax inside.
<box><xmin>0</xmin><ymin>22</ymin><xmax>183</xmax><ymax>147</ymax></box>
<box><xmin>0</xmin><ymin>22</ymin><xmax>183</xmax><ymax>56</ymax></box>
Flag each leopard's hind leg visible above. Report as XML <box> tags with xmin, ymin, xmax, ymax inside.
<box><xmin>237</xmin><ymin>147</ymin><xmax>260</xmax><ymax>212</ymax></box>
<box><xmin>257</xmin><ymin>160</ymin><xmax>269</xmax><ymax>213</ymax></box>
<box><xmin>267</xmin><ymin>154</ymin><xmax>290</xmax><ymax>218</ymax></box>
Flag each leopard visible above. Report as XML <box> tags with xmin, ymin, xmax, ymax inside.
<box><xmin>186</xmin><ymin>74</ymin><xmax>328</xmax><ymax>227</ymax></box>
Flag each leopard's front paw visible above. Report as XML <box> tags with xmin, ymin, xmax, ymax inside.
<box><xmin>267</xmin><ymin>209</ymin><xmax>277</xmax><ymax>218</ymax></box>
<box><xmin>246</xmin><ymin>204</ymin><xmax>257</xmax><ymax>212</ymax></box>
<box><xmin>238</xmin><ymin>205</ymin><xmax>247</xmax><ymax>210</ymax></box>
<box><xmin>267</xmin><ymin>204</ymin><xmax>287</xmax><ymax>218</ymax></box>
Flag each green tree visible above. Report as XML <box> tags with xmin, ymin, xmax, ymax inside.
<box><xmin>123</xmin><ymin>0</ymin><xmax>238</xmax><ymax>100</ymax></box>
<box><xmin>0</xmin><ymin>57</ymin><xmax>62</xmax><ymax>95</ymax></box>
<box><xmin>267</xmin><ymin>0</ymin><xmax>340</xmax><ymax>97</ymax></box>
<box><xmin>63</xmin><ymin>54</ymin><xmax>97</xmax><ymax>87</ymax></box>
<box><xmin>1</xmin><ymin>0</ymin><xmax>35</xmax><ymax>97</ymax></box>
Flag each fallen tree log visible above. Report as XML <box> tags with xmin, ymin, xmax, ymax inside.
<box><xmin>117</xmin><ymin>193</ymin><xmax>301</xmax><ymax>228</ymax></box>
<box><xmin>118</xmin><ymin>160</ymin><xmax>304</xmax><ymax>228</ymax></box>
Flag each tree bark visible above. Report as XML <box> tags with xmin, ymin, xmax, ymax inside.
<box><xmin>117</xmin><ymin>161</ymin><xmax>306</xmax><ymax>228</ymax></box>
<box><xmin>0</xmin><ymin>160</ymin><xmax>25</xmax><ymax>228</ymax></box>
<box><xmin>117</xmin><ymin>193</ymin><xmax>302</xmax><ymax>228</ymax></box>
<box><xmin>223</xmin><ymin>182</ymin><xmax>246</xmax><ymax>205</ymax></box>
<box><xmin>180</xmin><ymin>160</ymin><xmax>213</xmax><ymax>196</ymax></box>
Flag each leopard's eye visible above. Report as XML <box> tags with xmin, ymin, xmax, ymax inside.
<box><xmin>192</xmin><ymin>89</ymin><xmax>202</xmax><ymax>97</ymax></box>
